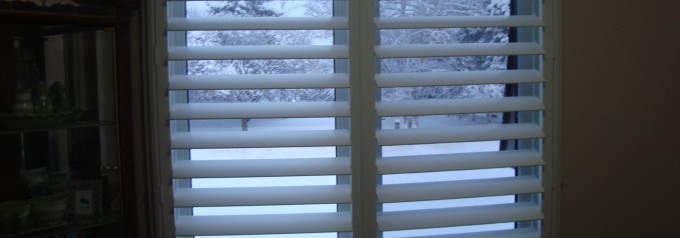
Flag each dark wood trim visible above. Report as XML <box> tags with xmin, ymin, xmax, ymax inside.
<box><xmin>0</xmin><ymin>0</ymin><xmax>139</xmax><ymax>26</ymax></box>
<box><xmin>114</xmin><ymin>9</ymin><xmax>150</xmax><ymax>237</ymax></box>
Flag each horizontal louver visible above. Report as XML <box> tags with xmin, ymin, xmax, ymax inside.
<box><xmin>378</xmin><ymin>176</ymin><xmax>543</xmax><ymax>203</ymax></box>
<box><xmin>376</xmin><ymin>70</ymin><xmax>544</xmax><ymax>88</ymax></box>
<box><xmin>170</xmin><ymin>73</ymin><xmax>350</xmax><ymax>90</ymax></box>
<box><xmin>375</xmin><ymin>43</ymin><xmax>543</xmax><ymax>58</ymax></box>
<box><xmin>376</xmin><ymin>15</ymin><xmax>543</xmax><ymax>29</ymax></box>
<box><xmin>378</xmin><ymin>203</ymin><xmax>543</xmax><ymax>231</ymax></box>
<box><xmin>173</xmin><ymin>157</ymin><xmax>351</xmax><ymax>178</ymax></box>
<box><xmin>172</xmin><ymin>130</ymin><xmax>350</xmax><ymax>149</ymax></box>
<box><xmin>168</xmin><ymin>45</ymin><xmax>349</xmax><ymax>60</ymax></box>
<box><xmin>168</xmin><ymin>17</ymin><xmax>348</xmax><ymax>30</ymax></box>
<box><xmin>171</xmin><ymin>101</ymin><xmax>350</xmax><ymax>119</ymax></box>
<box><xmin>377</xmin><ymin>150</ymin><xmax>543</xmax><ymax>175</ymax></box>
<box><xmin>175</xmin><ymin>212</ymin><xmax>352</xmax><ymax>236</ymax></box>
<box><xmin>377</xmin><ymin>124</ymin><xmax>544</xmax><ymax>146</ymax></box>
<box><xmin>174</xmin><ymin>185</ymin><xmax>352</xmax><ymax>207</ymax></box>
<box><xmin>408</xmin><ymin>228</ymin><xmax>540</xmax><ymax>238</ymax></box>
<box><xmin>377</xmin><ymin>97</ymin><xmax>544</xmax><ymax>116</ymax></box>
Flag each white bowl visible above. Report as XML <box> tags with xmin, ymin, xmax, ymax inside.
<box><xmin>29</xmin><ymin>195</ymin><xmax>67</xmax><ymax>227</ymax></box>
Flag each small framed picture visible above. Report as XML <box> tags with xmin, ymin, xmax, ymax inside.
<box><xmin>66</xmin><ymin>180</ymin><xmax>102</xmax><ymax>223</ymax></box>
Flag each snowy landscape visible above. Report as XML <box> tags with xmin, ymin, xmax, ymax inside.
<box><xmin>174</xmin><ymin>0</ymin><xmax>520</xmax><ymax>237</ymax></box>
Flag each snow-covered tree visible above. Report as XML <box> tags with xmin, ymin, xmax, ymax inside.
<box><xmin>186</xmin><ymin>1</ymin><xmax>334</xmax><ymax>130</ymax></box>
<box><xmin>187</xmin><ymin>1</ymin><xmax>333</xmax><ymax>104</ymax></box>
<box><xmin>186</xmin><ymin>0</ymin><xmax>511</xmax><ymax>128</ymax></box>
<box><xmin>206</xmin><ymin>0</ymin><xmax>279</xmax><ymax>17</ymax></box>
<box><xmin>379</xmin><ymin>0</ymin><xmax>509</xmax><ymax>126</ymax></box>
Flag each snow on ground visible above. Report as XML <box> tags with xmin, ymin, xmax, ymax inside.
<box><xmin>191</xmin><ymin>116</ymin><xmax>514</xmax><ymax>221</ymax></box>
<box><xmin>190</xmin><ymin>116</ymin><xmax>514</xmax><ymax>188</ymax></box>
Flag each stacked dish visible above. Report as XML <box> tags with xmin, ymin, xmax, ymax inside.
<box><xmin>29</xmin><ymin>194</ymin><xmax>67</xmax><ymax>227</ymax></box>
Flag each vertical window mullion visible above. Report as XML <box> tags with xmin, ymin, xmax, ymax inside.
<box><xmin>515</xmin><ymin>0</ymin><xmax>544</xmax><ymax>231</ymax></box>
<box><xmin>539</xmin><ymin>0</ymin><xmax>557</xmax><ymax>236</ymax></box>
<box><xmin>349</xmin><ymin>0</ymin><xmax>378</xmax><ymax>237</ymax></box>
<box><xmin>167</xmin><ymin>0</ymin><xmax>192</xmax><ymax>223</ymax></box>
<box><xmin>334</xmin><ymin>1</ymin><xmax>352</xmax><ymax>238</ymax></box>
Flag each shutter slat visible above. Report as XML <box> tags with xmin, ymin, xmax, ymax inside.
<box><xmin>169</xmin><ymin>73</ymin><xmax>349</xmax><ymax>90</ymax></box>
<box><xmin>169</xmin><ymin>17</ymin><xmax>348</xmax><ymax>31</ymax></box>
<box><xmin>376</xmin><ymin>43</ymin><xmax>543</xmax><ymax>58</ymax></box>
<box><xmin>378</xmin><ymin>203</ymin><xmax>542</xmax><ymax>231</ymax></box>
<box><xmin>377</xmin><ymin>124</ymin><xmax>544</xmax><ymax>146</ymax></box>
<box><xmin>377</xmin><ymin>97</ymin><xmax>544</xmax><ymax>117</ymax></box>
<box><xmin>173</xmin><ymin>157</ymin><xmax>351</xmax><ymax>178</ymax></box>
<box><xmin>376</xmin><ymin>15</ymin><xmax>543</xmax><ymax>29</ymax></box>
<box><xmin>378</xmin><ymin>176</ymin><xmax>542</xmax><ymax>203</ymax></box>
<box><xmin>176</xmin><ymin>212</ymin><xmax>352</xmax><ymax>236</ymax></box>
<box><xmin>168</xmin><ymin>45</ymin><xmax>349</xmax><ymax>60</ymax></box>
<box><xmin>172</xmin><ymin>130</ymin><xmax>350</xmax><ymax>149</ymax></box>
<box><xmin>171</xmin><ymin>101</ymin><xmax>350</xmax><ymax>119</ymax></box>
<box><xmin>410</xmin><ymin>228</ymin><xmax>540</xmax><ymax>238</ymax></box>
<box><xmin>175</xmin><ymin>185</ymin><xmax>351</xmax><ymax>207</ymax></box>
<box><xmin>376</xmin><ymin>70</ymin><xmax>544</xmax><ymax>88</ymax></box>
<box><xmin>378</xmin><ymin>150</ymin><xmax>543</xmax><ymax>175</ymax></box>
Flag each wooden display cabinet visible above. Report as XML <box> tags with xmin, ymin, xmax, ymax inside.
<box><xmin>0</xmin><ymin>1</ymin><xmax>145</xmax><ymax>237</ymax></box>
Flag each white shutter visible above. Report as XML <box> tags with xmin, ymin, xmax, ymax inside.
<box><xmin>157</xmin><ymin>0</ymin><xmax>553</xmax><ymax>237</ymax></box>
<box><xmin>373</xmin><ymin>0</ymin><xmax>548</xmax><ymax>236</ymax></box>
<box><xmin>164</xmin><ymin>0</ymin><xmax>352</xmax><ymax>237</ymax></box>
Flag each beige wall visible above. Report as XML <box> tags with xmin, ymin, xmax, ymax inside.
<box><xmin>560</xmin><ymin>0</ymin><xmax>680</xmax><ymax>237</ymax></box>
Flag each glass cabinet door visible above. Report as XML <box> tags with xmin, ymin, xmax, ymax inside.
<box><xmin>0</xmin><ymin>24</ymin><xmax>122</xmax><ymax>238</ymax></box>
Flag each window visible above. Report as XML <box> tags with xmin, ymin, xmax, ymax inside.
<box><xmin>148</xmin><ymin>0</ymin><xmax>556</xmax><ymax>237</ymax></box>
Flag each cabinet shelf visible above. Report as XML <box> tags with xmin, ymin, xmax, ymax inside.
<box><xmin>0</xmin><ymin>121</ymin><xmax>115</xmax><ymax>135</ymax></box>
<box><xmin>0</xmin><ymin>216</ymin><xmax>120</xmax><ymax>238</ymax></box>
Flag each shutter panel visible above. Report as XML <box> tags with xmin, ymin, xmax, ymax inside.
<box><xmin>374</xmin><ymin>0</ymin><xmax>547</xmax><ymax>236</ymax></box>
<box><xmin>165</xmin><ymin>1</ymin><xmax>351</xmax><ymax>236</ymax></box>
